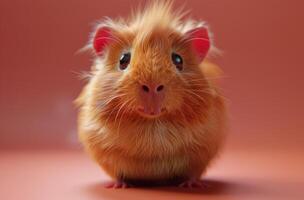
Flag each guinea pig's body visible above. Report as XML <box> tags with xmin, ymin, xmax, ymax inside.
<box><xmin>76</xmin><ymin>1</ymin><xmax>226</xmax><ymax>188</ymax></box>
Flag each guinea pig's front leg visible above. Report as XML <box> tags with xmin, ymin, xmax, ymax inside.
<box><xmin>104</xmin><ymin>180</ymin><xmax>131</xmax><ymax>189</ymax></box>
<box><xmin>178</xmin><ymin>178</ymin><xmax>207</xmax><ymax>188</ymax></box>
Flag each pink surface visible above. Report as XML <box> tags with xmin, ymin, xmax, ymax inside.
<box><xmin>1</xmin><ymin>141</ymin><xmax>303</xmax><ymax>200</ymax></box>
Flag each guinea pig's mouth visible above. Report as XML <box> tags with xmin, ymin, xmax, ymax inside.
<box><xmin>136</xmin><ymin>106</ymin><xmax>167</xmax><ymax>118</ymax></box>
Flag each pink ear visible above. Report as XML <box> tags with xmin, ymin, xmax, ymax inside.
<box><xmin>186</xmin><ymin>27</ymin><xmax>210</xmax><ymax>60</ymax></box>
<box><xmin>93</xmin><ymin>27</ymin><xmax>113</xmax><ymax>55</ymax></box>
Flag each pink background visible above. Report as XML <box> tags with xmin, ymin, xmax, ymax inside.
<box><xmin>1</xmin><ymin>0</ymin><xmax>303</xmax><ymax>149</ymax></box>
<box><xmin>0</xmin><ymin>0</ymin><xmax>303</xmax><ymax>199</ymax></box>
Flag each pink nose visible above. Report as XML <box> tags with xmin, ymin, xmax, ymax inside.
<box><xmin>141</xmin><ymin>84</ymin><xmax>164</xmax><ymax>93</ymax></box>
<box><xmin>139</xmin><ymin>83</ymin><xmax>165</xmax><ymax>116</ymax></box>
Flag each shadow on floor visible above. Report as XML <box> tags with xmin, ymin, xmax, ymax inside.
<box><xmin>82</xmin><ymin>178</ymin><xmax>267</xmax><ymax>199</ymax></box>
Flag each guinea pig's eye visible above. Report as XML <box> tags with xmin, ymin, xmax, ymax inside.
<box><xmin>171</xmin><ymin>53</ymin><xmax>183</xmax><ymax>71</ymax></box>
<box><xmin>119</xmin><ymin>52</ymin><xmax>131</xmax><ymax>70</ymax></box>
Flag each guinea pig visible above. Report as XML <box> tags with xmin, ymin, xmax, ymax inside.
<box><xmin>76</xmin><ymin>0</ymin><xmax>227</xmax><ymax>188</ymax></box>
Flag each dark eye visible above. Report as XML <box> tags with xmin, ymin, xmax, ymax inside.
<box><xmin>171</xmin><ymin>53</ymin><xmax>183</xmax><ymax>71</ymax></box>
<box><xmin>119</xmin><ymin>52</ymin><xmax>131</xmax><ymax>70</ymax></box>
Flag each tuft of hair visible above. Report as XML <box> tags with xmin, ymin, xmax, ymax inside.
<box><xmin>129</xmin><ymin>0</ymin><xmax>186</xmax><ymax>35</ymax></box>
<box><xmin>80</xmin><ymin>0</ymin><xmax>219</xmax><ymax>57</ymax></box>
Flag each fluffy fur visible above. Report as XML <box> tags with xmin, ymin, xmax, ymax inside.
<box><xmin>76</xmin><ymin>1</ymin><xmax>226</xmax><ymax>185</ymax></box>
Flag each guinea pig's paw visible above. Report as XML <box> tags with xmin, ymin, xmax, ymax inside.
<box><xmin>104</xmin><ymin>181</ymin><xmax>131</xmax><ymax>189</ymax></box>
<box><xmin>178</xmin><ymin>179</ymin><xmax>208</xmax><ymax>189</ymax></box>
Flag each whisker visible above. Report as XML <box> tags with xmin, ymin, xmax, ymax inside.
<box><xmin>102</xmin><ymin>99</ymin><xmax>126</xmax><ymax>129</ymax></box>
<box><xmin>116</xmin><ymin>98</ymin><xmax>135</xmax><ymax>135</ymax></box>
<box><xmin>98</xmin><ymin>94</ymin><xmax>127</xmax><ymax>108</ymax></box>
<box><xmin>190</xmin><ymin>88</ymin><xmax>230</xmax><ymax>102</ymax></box>
<box><xmin>114</xmin><ymin>98</ymin><xmax>131</xmax><ymax>125</ymax></box>
<box><xmin>182</xmin><ymin>74</ymin><xmax>229</xmax><ymax>80</ymax></box>
<box><xmin>71</xmin><ymin>70</ymin><xmax>94</xmax><ymax>81</ymax></box>
<box><xmin>183</xmin><ymin>89</ymin><xmax>207</xmax><ymax>104</ymax></box>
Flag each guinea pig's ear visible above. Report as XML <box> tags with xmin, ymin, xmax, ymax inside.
<box><xmin>185</xmin><ymin>27</ymin><xmax>210</xmax><ymax>61</ymax></box>
<box><xmin>93</xmin><ymin>26</ymin><xmax>113</xmax><ymax>55</ymax></box>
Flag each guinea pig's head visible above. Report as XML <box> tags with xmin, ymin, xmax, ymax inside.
<box><xmin>88</xmin><ymin>3</ymin><xmax>214</xmax><ymax>125</ymax></box>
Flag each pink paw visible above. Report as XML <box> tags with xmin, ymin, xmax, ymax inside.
<box><xmin>105</xmin><ymin>181</ymin><xmax>130</xmax><ymax>189</ymax></box>
<box><xmin>179</xmin><ymin>179</ymin><xmax>207</xmax><ymax>188</ymax></box>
